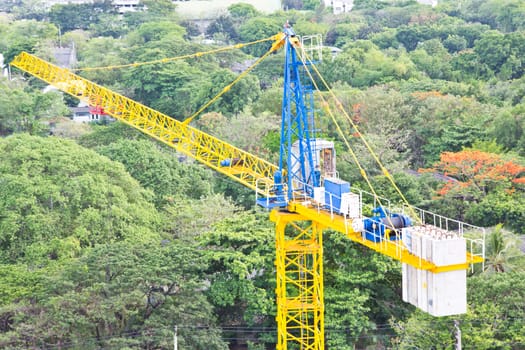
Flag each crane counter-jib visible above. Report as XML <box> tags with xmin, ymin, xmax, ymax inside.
<box><xmin>285</xmin><ymin>201</ymin><xmax>483</xmax><ymax>273</ymax></box>
<box><xmin>10</xmin><ymin>51</ymin><xmax>277</xmax><ymax>195</ymax></box>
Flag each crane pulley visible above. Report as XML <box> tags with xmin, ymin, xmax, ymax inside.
<box><xmin>10</xmin><ymin>26</ymin><xmax>484</xmax><ymax>350</ymax></box>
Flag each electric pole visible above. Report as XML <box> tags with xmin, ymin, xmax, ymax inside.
<box><xmin>174</xmin><ymin>325</ymin><xmax>178</xmax><ymax>350</ymax></box>
<box><xmin>454</xmin><ymin>319</ymin><xmax>462</xmax><ymax>350</ymax></box>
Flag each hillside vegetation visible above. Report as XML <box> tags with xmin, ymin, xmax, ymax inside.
<box><xmin>0</xmin><ymin>0</ymin><xmax>524</xmax><ymax>348</ymax></box>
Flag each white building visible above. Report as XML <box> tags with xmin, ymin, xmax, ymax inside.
<box><xmin>70</xmin><ymin>105</ymin><xmax>114</xmax><ymax>123</ymax></box>
<box><xmin>417</xmin><ymin>0</ymin><xmax>438</xmax><ymax>6</ymax></box>
<box><xmin>113</xmin><ymin>0</ymin><xmax>141</xmax><ymax>13</ymax></box>
<box><xmin>323</xmin><ymin>0</ymin><xmax>353</xmax><ymax>14</ymax></box>
<box><xmin>41</xmin><ymin>0</ymin><xmax>190</xmax><ymax>13</ymax></box>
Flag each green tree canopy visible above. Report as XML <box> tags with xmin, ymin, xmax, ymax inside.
<box><xmin>198</xmin><ymin>211</ymin><xmax>275</xmax><ymax>348</ymax></box>
<box><xmin>239</xmin><ymin>17</ymin><xmax>283</xmax><ymax>57</ymax></box>
<box><xmin>48</xmin><ymin>1</ymin><xmax>115</xmax><ymax>32</ymax></box>
<box><xmin>96</xmin><ymin>139</ymin><xmax>213</xmax><ymax>206</ymax></box>
<box><xmin>204</xmin><ymin>69</ymin><xmax>261</xmax><ymax>116</ymax></box>
<box><xmin>0</xmin><ymin>79</ymin><xmax>69</xmax><ymax>136</ymax></box>
<box><xmin>0</xmin><ymin>19</ymin><xmax>57</xmax><ymax>62</ymax></box>
<box><xmin>321</xmin><ymin>41</ymin><xmax>417</xmax><ymax>88</ymax></box>
<box><xmin>0</xmin><ymin>240</ymin><xmax>227</xmax><ymax>349</ymax></box>
<box><xmin>123</xmin><ymin>60</ymin><xmax>208</xmax><ymax>119</ymax></box>
<box><xmin>228</xmin><ymin>3</ymin><xmax>260</xmax><ymax>20</ymax></box>
<box><xmin>0</xmin><ymin>134</ymin><xmax>161</xmax><ymax>263</ymax></box>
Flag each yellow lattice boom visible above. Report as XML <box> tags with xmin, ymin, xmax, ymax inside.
<box><xmin>11</xmin><ymin>52</ymin><xmax>277</xmax><ymax>194</ymax></box>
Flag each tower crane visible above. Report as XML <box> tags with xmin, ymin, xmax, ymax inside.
<box><xmin>11</xmin><ymin>25</ymin><xmax>484</xmax><ymax>349</ymax></box>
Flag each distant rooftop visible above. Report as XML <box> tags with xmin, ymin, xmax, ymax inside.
<box><xmin>52</xmin><ymin>46</ymin><xmax>77</xmax><ymax>69</ymax></box>
<box><xmin>39</xmin><ymin>0</ymin><xmax>281</xmax><ymax>17</ymax></box>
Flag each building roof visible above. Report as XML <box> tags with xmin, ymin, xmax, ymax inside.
<box><xmin>70</xmin><ymin>106</ymin><xmax>90</xmax><ymax>113</ymax></box>
<box><xmin>53</xmin><ymin>46</ymin><xmax>77</xmax><ymax>69</ymax></box>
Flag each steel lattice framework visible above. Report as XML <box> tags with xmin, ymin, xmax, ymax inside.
<box><xmin>11</xmin><ymin>41</ymin><xmax>484</xmax><ymax>349</ymax></box>
<box><xmin>273</xmin><ymin>27</ymin><xmax>325</xmax><ymax>349</ymax></box>
<box><xmin>272</xmin><ymin>211</ymin><xmax>324</xmax><ymax>350</ymax></box>
<box><xmin>10</xmin><ymin>52</ymin><xmax>277</xmax><ymax>196</ymax></box>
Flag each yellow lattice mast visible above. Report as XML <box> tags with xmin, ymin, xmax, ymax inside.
<box><xmin>11</xmin><ymin>29</ymin><xmax>484</xmax><ymax>350</ymax></box>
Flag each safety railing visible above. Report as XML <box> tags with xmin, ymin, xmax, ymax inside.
<box><xmin>256</xmin><ymin>178</ymin><xmax>485</xmax><ymax>270</ymax></box>
<box><xmin>356</xmin><ymin>187</ymin><xmax>486</xmax><ymax>268</ymax></box>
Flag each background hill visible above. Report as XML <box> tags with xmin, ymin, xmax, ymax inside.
<box><xmin>0</xmin><ymin>0</ymin><xmax>524</xmax><ymax>348</ymax></box>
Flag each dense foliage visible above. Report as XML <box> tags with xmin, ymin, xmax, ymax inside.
<box><xmin>1</xmin><ymin>0</ymin><xmax>524</xmax><ymax>348</ymax></box>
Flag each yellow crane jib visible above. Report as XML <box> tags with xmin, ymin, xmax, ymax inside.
<box><xmin>10</xmin><ymin>52</ymin><xmax>277</xmax><ymax>195</ymax></box>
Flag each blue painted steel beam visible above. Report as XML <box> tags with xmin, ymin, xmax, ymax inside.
<box><xmin>278</xmin><ymin>26</ymin><xmax>318</xmax><ymax>202</ymax></box>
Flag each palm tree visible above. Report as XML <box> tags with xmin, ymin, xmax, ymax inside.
<box><xmin>484</xmin><ymin>224</ymin><xmax>523</xmax><ymax>273</ymax></box>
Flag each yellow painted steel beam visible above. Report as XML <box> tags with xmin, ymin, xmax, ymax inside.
<box><xmin>287</xmin><ymin>202</ymin><xmax>479</xmax><ymax>273</ymax></box>
<box><xmin>273</xmin><ymin>211</ymin><xmax>324</xmax><ymax>350</ymax></box>
<box><xmin>10</xmin><ymin>52</ymin><xmax>277</xmax><ymax>195</ymax></box>
<box><xmin>11</xmin><ymin>51</ymin><xmax>484</xmax><ymax>350</ymax></box>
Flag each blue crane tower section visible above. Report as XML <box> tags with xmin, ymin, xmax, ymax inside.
<box><xmin>257</xmin><ymin>25</ymin><xmax>413</xmax><ymax>245</ymax></box>
<box><xmin>255</xmin><ymin>26</ymin><xmax>350</xmax><ymax>210</ymax></box>
<box><xmin>258</xmin><ymin>25</ymin><xmax>326</xmax><ymax>208</ymax></box>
